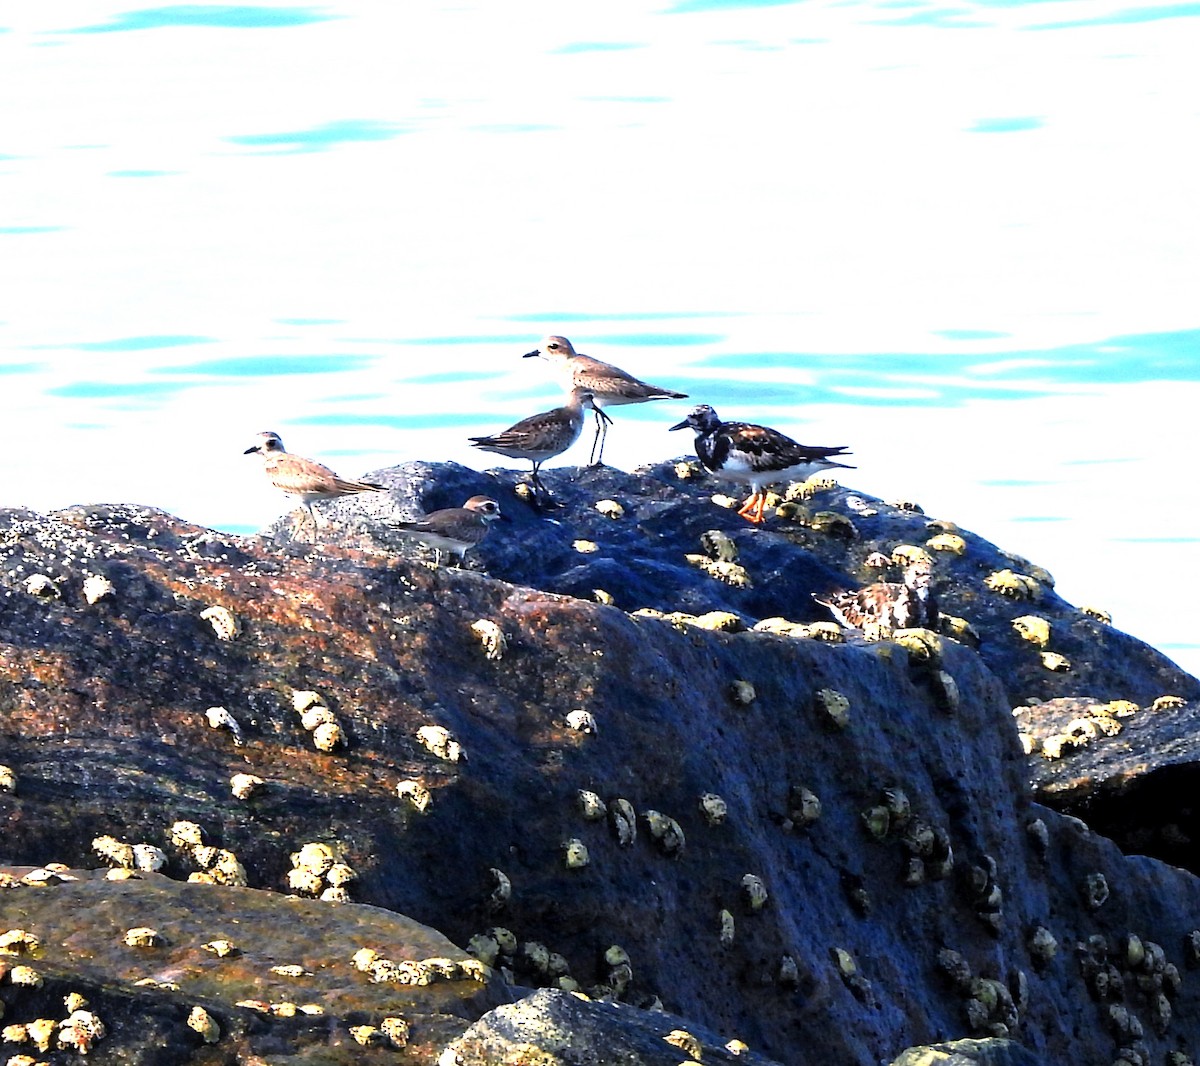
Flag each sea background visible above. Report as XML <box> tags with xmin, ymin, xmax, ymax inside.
<box><xmin>2</xmin><ymin>1</ymin><xmax>1197</xmax><ymax>676</ymax></box>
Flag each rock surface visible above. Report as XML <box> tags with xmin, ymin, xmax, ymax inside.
<box><xmin>1</xmin><ymin>462</ymin><xmax>1199</xmax><ymax>1064</ymax></box>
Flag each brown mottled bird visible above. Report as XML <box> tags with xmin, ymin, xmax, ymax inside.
<box><xmin>524</xmin><ymin>335</ymin><xmax>687</xmax><ymax>465</ymax></box>
<box><xmin>469</xmin><ymin>389</ymin><xmax>609</xmax><ymax>497</ymax></box>
<box><xmin>243</xmin><ymin>431</ymin><xmax>386</xmax><ymax>533</ymax></box>
<box><xmin>669</xmin><ymin>404</ymin><xmax>853</xmax><ymax>523</ymax></box>
<box><xmin>814</xmin><ymin>561</ymin><xmax>939</xmax><ymax>632</ymax></box>
<box><xmin>391</xmin><ymin>495</ymin><xmax>504</xmax><ymax>567</ymax></box>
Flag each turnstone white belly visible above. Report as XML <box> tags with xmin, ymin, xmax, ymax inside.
<box><xmin>669</xmin><ymin>404</ymin><xmax>853</xmax><ymax>523</ymax></box>
<box><xmin>524</xmin><ymin>335</ymin><xmax>687</xmax><ymax>466</ymax></box>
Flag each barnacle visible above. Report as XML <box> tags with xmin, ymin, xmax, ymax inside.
<box><xmin>1083</xmin><ymin>872</ymin><xmax>1110</xmax><ymax>910</ymax></box>
<box><xmin>469</xmin><ymin>619</ymin><xmax>507</xmax><ymax>661</ymax></box>
<box><xmin>349</xmin><ymin>1025</ymin><xmax>382</xmax><ymax>1046</ymax></box>
<box><xmin>810</xmin><ymin>511</ymin><xmax>857</xmax><ymax>538</ymax></box>
<box><xmin>893</xmin><ymin>628</ymin><xmax>943</xmax><ymax>665</ymax></box>
<box><xmin>230</xmin><ymin>773</ymin><xmax>264</xmax><ymax>800</ymax></box>
<box><xmin>312</xmin><ymin>721</ymin><xmax>345</xmax><ymax>751</ymax></box>
<box><xmin>81</xmin><ymin>574</ymin><xmax>115</xmax><ymax>604</ymax></box>
<box><xmin>488</xmin><ymin>868</ymin><xmax>511</xmax><ymax>905</ymax></box>
<box><xmin>693</xmin><ymin>610</ymin><xmax>744</xmax><ymax>632</ymax></box>
<box><xmin>187</xmin><ymin>1006</ymin><xmax>220</xmax><ymax>1043</ymax></box>
<box><xmin>729</xmin><ymin>680</ymin><xmax>756</xmax><ymax>705</ymax></box>
<box><xmin>132</xmin><ymin>844</ymin><xmax>167</xmax><ymax>873</ymax></box>
<box><xmin>741</xmin><ymin>874</ymin><xmax>769</xmax><ymax>911</ymax></box>
<box><xmin>1106</xmin><ymin>699</ymin><xmax>1140</xmax><ymax>717</ymax></box>
<box><xmin>291</xmin><ymin>690</ymin><xmax>326</xmax><ymax>713</ymax></box>
<box><xmin>674</xmin><ymin>460</ymin><xmax>704</xmax><ymax>479</ymax></box>
<box><xmin>1028</xmin><ymin>926</ymin><xmax>1058</xmax><ymax>966</ymax></box>
<box><xmin>699</xmin><ymin>793</ymin><xmax>727</xmax><ymax>827</ymax></box>
<box><xmin>204</xmin><ymin>706</ymin><xmax>243</xmax><ymax>744</ymax></box>
<box><xmin>300</xmin><ymin>706</ymin><xmax>337</xmax><ymax>731</ymax></box>
<box><xmin>271</xmin><ymin>964</ymin><xmax>309</xmax><ymax>978</ymax></box>
<box><xmin>891</xmin><ymin>544</ymin><xmax>932</xmax><ymax>567</ymax></box>
<box><xmin>578</xmin><ymin>790</ymin><xmax>607</xmax><ymax>821</ymax></box>
<box><xmin>643</xmin><ymin>810</ymin><xmax>685</xmax><ymax>856</ymax></box>
<box><xmin>170</xmin><ymin>821</ymin><xmax>205</xmax><ymax>848</ymax></box>
<box><xmin>752</xmin><ymin>616</ymin><xmax>808</xmax><ymax>637</ymax></box>
<box><xmin>592</xmin><ymin>588</ymin><xmax>615</xmax><ymax>605</ymax></box>
<box><xmin>786</xmin><ymin>785</ymin><xmax>821</xmax><ymax>828</ymax></box>
<box><xmin>565</xmin><ymin>709</ymin><xmax>597</xmax><ymax>734</ymax></box>
<box><xmin>939</xmin><ymin>614</ymin><xmax>980</xmax><ymax>648</ymax></box>
<box><xmin>1040</xmin><ymin>651</ymin><xmax>1070</xmax><ymax>672</ymax></box>
<box><xmin>1011</xmin><ymin>615</ymin><xmax>1051</xmax><ymax>648</ymax></box>
<box><xmin>685</xmin><ymin>554</ymin><xmax>752</xmax><ymax>588</ymax></box>
<box><xmin>1081</xmin><ymin>604</ymin><xmax>1112</xmax><ymax>623</ymax></box>
<box><xmin>563</xmin><ymin>839</ymin><xmax>590</xmax><ymax>869</ymax></box>
<box><xmin>814</xmin><ymin>688</ymin><xmax>850</xmax><ymax>729</ymax></box>
<box><xmin>1152</xmin><ymin>695</ymin><xmax>1188</xmax><ymax>712</ymax></box>
<box><xmin>718</xmin><ymin>909</ymin><xmax>735</xmax><ymax>947</ymax></box>
<box><xmin>700</xmin><ymin>529</ymin><xmax>739</xmax><ymax>562</ymax></box>
<box><xmin>326</xmin><ymin>863</ymin><xmax>357</xmax><ymax>887</ymax></box>
<box><xmin>200</xmin><ymin>605</ymin><xmax>239</xmax><ymax>640</ymax></box>
<box><xmin>984</xmin><ymin>569</ymin><xmax>1041</xmax><ymax>600</ymax></box>
<box><xmin>804</xmin><ymin>622</ymin><xmax>844</xmax><ymax>643</ymax></box>
<box><xmin>57</xmin><ymin>1009</ymin><xmax>105</xmax><ymax>1054</ymax></box>
<box><xmin>0</xmin><ymin>930</ymin><xmax>39</xmax><ymax>956</ymax></box>
<box><xmin>292</xmin><ymin>842</ymin><xmax>335</xmax><ymax>875</ymax></box>
<box><xmin>320</xmin><ymin>886</ymin><xmax>350</xmax><ymax>903</ymax></box>
<box><xmin>610</xmin><ymin>798</ymin><xmax>637</xmax><ymax>846</ymax></box>
<box><xmin>25</xmin><ymin>1019</ymin><xmax>56</xmax><ymax>1053</ymax></box>
<box><xmin>379</xmin><ymin>1017</ymin><xmax>410</xmax><ymax>1049</ymax></box>
<box><xmin>123</xmin><ymin>927</ymin><xmax>161</xmax><ymax>948</ymax></box>
<box><xmin>416</xmin><ymin>724</ymin><xmax>462</xmax><ymax>762</ymax></box>
<box><xmin>92</xmin><ymin>835</ymin><xmax>135</xmax><ymax>869</ymax></box>
<box><xmin>664</xmin><ymin>1029</ymin><xmax>703</xmax><ymax>1061</ymax></box>
<box><xmin>572</xmin><ymin>539</ymin><xmax>599</xmax><ymax>554</ymax></box>
<box><xmin>24</xmin><ymin>574</ymin><xmax>61</xmax><ymax>599</ymax></box>
<box><xmin>396</xmin><ymin>779</ymin><xmax>433</xmax><ymax>812</ymax></box>
<box><xmin>861</xmin><ymin>806</ymin><xmax>891</xmax><ymax>840</ymax></box>
<box><xmin>882</xmin><ymin>788</ymin><xmax>911</xmax><ymax>826</ymax></box>
<box><xmin>929</xmin><ymin>669</ymin><xmax>961</xmax><ymax>713</ymax></box>
<box><xmin>203</xmin><ymin>939</ymin><xmax>238</xmax><ymax>958</ymax></box>
<box><xmin>0</xmin><ymin>766</ymin><xmax>15</xmax><ymax>794</ymax></box>
<box><xmin>726</xmin><ymin>1038</ymin><xmax>750</xmax><ymax>1055</ymax></box>
<box><xmin>594</xmin><ymin>499</ymin><xmax>625</xmax><ymax>520</ymax></box>
<box><xmin>926</xmin><ymin>533</ymin><xmax>966</xmax><ymax>556</ymax></box>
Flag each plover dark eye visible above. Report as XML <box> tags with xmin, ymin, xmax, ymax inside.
<box><xmin>548</xmin><ymin>342</ymin><xmax>559</xmax><ymax>349</ymax></box>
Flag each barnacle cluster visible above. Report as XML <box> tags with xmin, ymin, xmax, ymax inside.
<box><xmin>200</xmin><ymin>604</ymin><xmax>240</xmax><ymax>641</ymax></box>
<box><xmin>891</xmin><ymin>544</ymin><xmax>932</xmax><ymax>567</ymax></box>
<box><xmin>961</xmin><ymin>855</ymin><xmax>1005</xmax><ymax>934</ymax></box>
<box><xmin>1081</xmin><ymin>604</ymin><xmax>1113</xmax><ymax>624</ymax></box>
<box><xmin>578</xmin><ymin>790</ymin><xmax>607</xmax><ymax>821</ymax></box>
<box><xmin>830</xmin><ymin>947</ymin><xmax>872</xmax><ymax>1003</ymax></box>
<box><xmin>893</xmin><ymin>628</ymin><xmax>943</xmax><ymax>666</ymax></box>
<box><xmin>469</xmin><ymin>619</ymin><xmax>507</xmax><ymax>661</ymax></box>
<box><xmin>939</xmin><ymin>614</ymin><xmax>980</xmax><ymax>648</ymax></box>
<box><xmin>91</xmin><ymin>835</ymin><xmax>166</xmax><ymax>873</ymax></box>
<box><xmin>24</xmin><ymin>574</ymin><xmax>61</xmax><ymax>599</ymax></box>
<box><xmin>352</xmin><ymin>946</ymin><xmax>487</xmax><ymax>987</ymax></box>
<box><xmin>1079</xmin><ymin>931</ymin><xmax>1182</xmax><ymax>1057</ymax></box>
<box><xmin>286</xmin><ymin>841</ymin><xmax>356</xmax><ymax>902</ymax></box>
<box><xmin>643</xmin><ymin>810</ymin><xmax>685</xmax><ymax>856</ymax></box>
<box><xmin>700</xmin><ymin>529</ymin><xmax>738</xmax><ymax>563</ymax></box>
<box><xmin>291</xmin><ymin>689</ymin><xmax>346</xmax><ymax>753</ymax></box>
<box><xmin>684</xmin><ymin>553</ymin><xmax>752</xmax><ymax>588</ymax></box>
<box><xmin>692</xmin><ymin>610</ymin><xmax>744</xmax><ymax>632</ymax></box>
<box><xmin>609</xmin><ymin>798</ymin><xmax>637</xmax><ymax>847</ymax></box>
<box><xmin>1039</xmin><ymin>709</ymin><xmax>1123</xmax><ymax>761</ymax></box>
<box><xmin>984</xmin><ymin>569</ymin><xmax>1041</xmax><ymax>601</ymax></box>
<box><xmin>936</xmin><ymin>948</ymin><xmax>1022</xmax><ymax>1036</ymax></box>
<box><xmin>416</xmin><ymin>723</ymin><xmax>463</xmax><ymax>763</ymax></box>
<box><xmin>169</xmin><ymin>822</ymin><xmax>248</xmax><ymax>887</ymax></box>
<box><xmin>1152</xmin><ymin>695</ymin><xmax>1188</xmax><ymax>712</ymax></box>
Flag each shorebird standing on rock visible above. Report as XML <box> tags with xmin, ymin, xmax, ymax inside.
<box><xmin>669</xmin><ymin>404</ymin><xmax>853</xmax><ymax>524</ymax></box>
<box><xmin>390</xmin><ymin>495</ymin><xmax>504</xmax><ymax>567</ymax></box>
<box><xmin>243</xmin><ymin>431</ymin><xmax>386</xmax><ymax>537</ymax></box>
<box><xmin>469</xmin><ymin>389</ymin><xmax>609</xmax><ymax>503</ymax></box>
<box><xmin>814</xmin><ymin>560</ymin><xmax>939</xmax><ymax>634</ymax></box>
<box><xmin>524</xmin><ymin>335</ymin><xmax>687</xmax><ymax>466</ymax></box>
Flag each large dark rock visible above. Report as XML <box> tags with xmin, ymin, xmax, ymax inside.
<box><xmin>1</xmin><ymin>466</ymin><xmax>1199</xmax><ymax>1064</ymax></box>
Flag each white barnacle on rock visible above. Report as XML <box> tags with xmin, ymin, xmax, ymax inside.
<box><xmin>1040</xmin><ymin>651</ymin><xmax>1071</xmax><ymax>672</ymax></box>
<box><xmin>578</xmin><ymin>790</ymin><xmax>607</xmax><ymax>821</ymax></box>
<box><xmin>123</xmin><ymin>927</ymin><xmax>161</xmax><ymax>948</ymax></box>
<box><xmin>718</xmin><ymin>909</ymin><xmax>735</xmax><ymax>947</ymax></box>
<box><xmin>350</xmin><ymin>1024</ymin><xmax>383</xmax><ymax>1046</ymax></box>
<box><xmin>24</xmin><ymin>574</ymin><xmax>61</xmax><ymax>599</ymax></box>
<box><xmin>563</xmin><ymin>838</ymin><xmax>590</xmax><ymax>869</ymax></box>
<box><xmin>926</xmin><ymin>532</ymin><xmax>966</xmax><ymax>556</ymax></box>
<box><xmin>132</xmin><ymin>844</ymin><xmax>167</xmax><ymax>873</ymax></box>
<box><xmin>1028</xmin><ymin>926</ymin><xmax>1058</xmax><ymax>965</ymax></box>
<box><xmin>1083</xmin><ymin>872</ymin><xmax>1110</xmax><ymax>910</ymax></box>
<box><xmin>25</xmin><ymin>1018</ymin><xmax>56</xmax><ymax>1053</ymax></box>
<box><xmin>320</xmin><ymin>885</ymin><xmax>351</xmax><ymax>902</ymax></box>
<box><xmin>489</xmin><ymin>867</ymin><xmax>511</xmax><ymax>905</ymax></box>
<box><xmin>609</xmin><ymin>798</ymin><xmax>637</xmax><ymax>846</ymax></box>
<box><xmin>699</xmin><ymin>793</ymin><xmax>727</xmax><ymax>827</ymax></box>
<box><xmin>1011</xmin><ymin>615</ymin><xmax>1051</xmax><ymax>648</ymax></box>
<box><xmin>170</xmin><ymin>820</ymin><xmax>205</xmax><ymax>848</ymax></box>
<box><xmin>893</xmin><ymin>628</ymin><xmax>943</xmax><ymax>665</ymax></box>
<box><xmin>815</xmin><ymin>688</ymin><xmax>851</xmax><ymax>729</ymax></box>
<box><xmin>729</xmin><ymin>680</ymin><xmax>756</xmax><ymax>706</ymax></box>
<box><xmin>572</xmin><ymin>539</ymin><xmax>599</xmax><ymax>554</ymax></box>
<box><xmin>200</xmin><ymin>605</ymin><xmax>240</xmax><ymax>641</ymax></box>
<box><xmin>643</xmin><ymin>810</ymin><xmax>685</xmax><ymax>856</ymax></box>
<box><xmin>351</xmin><ymin>947</ymin><xmax>380</xmax><ymax>972</ymax></box>
<box><xmin>230</xmin><ymin>773</ymin><xmax>264</xmax><ymax>800</ymax></box>
<box><xmin>0</xmin><ymin>930</ymin><xmax>38</xmax><ymax>958</ymax></box>
<box><xmin>396</xmin><ymin>779</ymin><xmax>433</xmax><ymax>812</ymax></box>
<box><xmin>726</xmin><ymin>1038</ymin><xmax>749</xmax><ymax>1055</ymax></box>
<box><xmin>984</xmin><ymin>569</ymin><xmax>1041</xmax><ymax>601</ymax></box>
<box><xmin>92</xmin><ymin>835</ymin><xmax>134</xmax><ymax>868</ymax></box>
<box><xmin>57</xmin><ymin>1009</ymin><xmax>106</xmax><ymax>1054</ymax></box>
<box><xmin>1152</xmin><ymin>695</ymin><xmax>1188</xmax><ymax>712</ymax></box>
<box><xmin>203</xmin><ymin>939</ymin><xmax>238</xmax><ymax>958</ymax></box>
<box><xmin>700</xmin><ymin>529</ymin><xmax>739</xmax><ymax>563</ymax></box>
<box><xmin>211</xmin><ymin>851</ymin><xmax>248</xmax><ymax>887</ymax></box>
<box><xmin>565</xmin><ymin>709</ymin><xmax>597</xmax><ymax>735</ymax></box>
<box><xmin>0</xmin><ymin>766</ymin><xmax>15</xmax><ymax>795</ymax></box>
<box><xmin>81</xmin><ymin>574</ymin><xmax>115</xmax><ymax>605</ymax></box>
<box><xmin>300</xmin><ymin>706</ymin><xmax>337</xmax><ymax>731</ymax></box>
<box><xmin>187</xmin><ymin>1006</ymin><xmax>220</xmax><ymax>1044</ymax></box>
<box><xmin>204</xmin><ymin>706</ymin><xmax>243</xmax><ymax>744</ymax></box>
<box><xmin>270</xmin><ymin>964</ymin><xmax>309</xmax><ymax>978</ymax></box>
<box><xmin>741</xmin><ymin>874</ymin><xmax>769</xmax><ymax>911</ymax></box>
<box><xmin>593</xmin><ymin>588</ymin><xmax>615</xmax><ymax>606</ymax></box>
<box><xmin>594</xmin><ymin>499</ymin><xmax>625</xmax><ymax>520</ymax></box>
<box><xmin>380</xmin><ymin>1016</ymin><xmax>410</xmax><ymax>1049</ymax></box>
<box><xmin>312</xmin><ymin>720</ymin><xmax>346</xmax><ymax>752</ymax></box>
<box><xmin>326</xmin><ymin>862</ymin><xmax>357</xmax><ymax>887</ymax></box>
<box><xmin>469</xmin><ymin>619</ymin><xmax>507</xmax><ymax>661</ymax></box>
<box><xmin>292</xmin><ymin>842</ymin><xmax>335</xmax><ymax>876</ymax></box>
<box><xmin>416</xmin><ymin>724</ymin><xmax>462</xmax><ymax>763</ymax></box>
<box><xmin>664</xmin><ymin>1029</ymin><xmax>703</xmax><ymax>1061</ymax></box>
<box><xmin>291</xmin><ymin>690</ymin><xmax>326</xmax><ymax>713</ymax></box>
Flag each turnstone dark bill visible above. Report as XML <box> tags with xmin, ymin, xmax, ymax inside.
<box><xmin>524</xmin><ymin>335</ymin><xmax>688</xmax><ymax>466</ymax></box>
<box><xmin>243</xmin><ymin>431</ymin><xmax>386</xmax><ymax>532</ymax></box>
<box><xmin>391</xmin><ymin>495</ymin><xmax>504</xmax><ymax>567</ymax></box>
<box><xmin>469</xmin><ymin>389</ymin><xmax>610</xmax><ymax>497</ymax></box>
<box><xmin>669</xmin><ymin>404</ymin><xmax>853</xmax><ymax>523</ymax></box>
<box><xmin>813</xmin><ymin>561</ymin><xmax>939</xmax><ymax>632</ymax></box>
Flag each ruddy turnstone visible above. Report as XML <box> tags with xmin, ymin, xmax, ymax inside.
<box><xmin>469</xmin><ymin>389</ymin><xmax>609</xmax><ymax>497</ymax></box>
<box><xmin>669</xmin><ymin>404</ymin><xmax>853</xmax><ymax>523</ymax></box>
<box><xmin>524</xmin><ymin>335</ymin><xmax>687</xmax><ymax>466</ymax></box>
<box><xmin>813</xmin><ymin>561</ymin><xmax>939</xmax><ymax>632</ymax></box>
<box><xmin>243</xmin><ymin>431</ymin><xmax>386</xmax><ymax>532</ymax></box>
<box><xmin>391</xmin><ymin>495</ymin><xmax>504</xmax><ymax>567</ymax></box>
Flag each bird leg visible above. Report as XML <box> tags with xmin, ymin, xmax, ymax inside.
<box><xmin>587</xmin><ymin>408</ymin><xmax>615</xmax><ymax>467</ymax></box>
<box><xmin>736</xmin><ymin>492</ymin><xmax>768</xmax><ymax>524</ymax></box>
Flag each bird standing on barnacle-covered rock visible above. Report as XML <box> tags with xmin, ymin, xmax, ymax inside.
<box><xmin>389</xmin><ymin>495</ymin><xmax>504</xmax><ymax>567</ymax></box>
<box><xmin>469</xmin><ymin>389</ymin><xmax>608</xmax><ymax>503</ymax></box>
<box><xmin>669</xmin><ymin>404</ymin><xmax>853</xmax><ymax>524</ymax></box>
<box><xmin>814</xmin><ymin>560</ymin><xmax>940</xmax><ymax>633</ymax></box>
<box><xmin>524</xmin><ymin>335</ymin><xmax>688</xmax><ymax>466</ymax></box>
<box><xmin>243</xmin><ymin>431</ymin><xmax>387</xmax><ymax>538</ymax></box>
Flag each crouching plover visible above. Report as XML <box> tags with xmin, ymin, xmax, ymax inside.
<box><xmin>469</xmin><ymin>389</ymin><xmax>609</xmax><ymax>501</ymax></box>
<box><xmin>814</xmin><ymin>561</ymin><xmax>939</xmax><ymax>634</ymax></box>
<box><xmin>524</xmin><ymin>335</ymin><xmax>687</xmax><ymax>466</ymax></box>
<box><xmin>669</xmin><ymin>404</ymin><xmax>853</xmax><ymax>524</ymax></box>
<box><xmin>243</xmin><ymin>431</ymin><xmax>386</xmax><ymax>536</ymax></box>
<box><xmin>391</xmin><ymin>495</ymin><xmax>504</xmax><ymax>567</ymax></box>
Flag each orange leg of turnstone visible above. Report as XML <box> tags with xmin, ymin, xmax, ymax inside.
<box><xmin>737</xmin><ymin>492</ymin><xmax>767</xmax><ymax>523</ymax></box>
